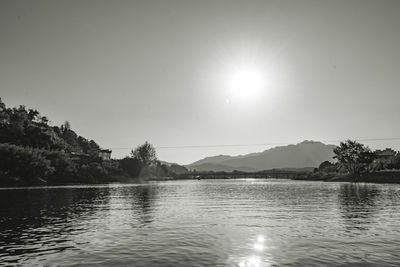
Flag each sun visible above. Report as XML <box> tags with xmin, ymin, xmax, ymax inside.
<box><xmin>226</xmin><ymin>66</ymin><xmax>265</xmax><ymax>102</ymax></box>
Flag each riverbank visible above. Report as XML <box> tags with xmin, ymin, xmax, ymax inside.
<box><xmin>292</xmin><ymin>170</ymin><xmax>400</xmax><ymax>184</ymax></box>
<box><xmin>327</xmin><ymin>171</ymin><xmax>400</xmax><ymax>184</ymax></box>
<box><xmin>0</xmin><ymin>173</ymin><xmax>184</xmax><ymax>187</ymax></box>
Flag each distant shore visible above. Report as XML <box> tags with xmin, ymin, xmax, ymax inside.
<box><xmin>3</xmin><ymin>172</ymin><xmax>400</xmax><ymax>188</ymax></box>
<box><xmin>289</xmin><ymin>170</ymin><xmax>400</xmax><ymax>184</ymax></box>
<box><xmin>179</xmin><ymin>170</ymin><xmax>400</xmax><ymax>184</ymax></box>
<box><xmin>4</xmin><ymin>175</ymin><xmax>400</xmax><ymax>191</ymax></box>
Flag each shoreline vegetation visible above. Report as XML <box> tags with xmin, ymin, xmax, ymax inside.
<box><xmin>1</xmin><ymin>98</ymin><xmax>400</xmax><ymax>187</ymax></box>
<box><xmin>0</xmin><ymin>98</ymin><xmax>187</xmax><ymax>187</ymax></box>
<box><xmin>183</xmin><ymin>140</ymin><xmax>400</xmax><ymax>184</ymax></box>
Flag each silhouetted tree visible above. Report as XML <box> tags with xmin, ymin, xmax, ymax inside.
<box><xmin>62</xmin><ymin>121</ymin><xmax>71</xmax><ymax>131</ymax></box>
<box><xmin>333</xmin><ymin>140</ymin><xmax>376</xmax><ymax>178</ymax></box>
<box><xmin>0</xmin><ymin>98</ymin><xmax>8</xmax><ymax>124</ymax></box>
<box><xmin>390</xmin><ymin>153</ymin><xmax>400</xmax><ymax>169</ymax></box>
<box><xmin>131</xmin><ymin>141</ymin><xmax>157</xmax><ymax>166</ymax></box>
<box><xmin>319</xmin><ymin>161</ymin><xmax>333</xmax><ymax>170</ymax></box>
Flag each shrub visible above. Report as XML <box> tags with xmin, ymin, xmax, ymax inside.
<box><xmin>0</xmin><ymin>143</ymin><xmax>54</xmax><ymax>185</ymax></box>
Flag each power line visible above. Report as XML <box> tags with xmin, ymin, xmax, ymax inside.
<box><xmin>108</xmin><ymin>137</ymin><xmax>400</xmax><ymax>150</ymax></box>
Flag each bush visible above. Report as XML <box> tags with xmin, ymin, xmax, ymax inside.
<box><xmin>0</xmin><ymin>143</ymin><xmax>54</xmax><ymax>185</ymax></box>
<box><xmin>78</xmin><ymin>162</ymin><xmax>108</xmax><ymax>183</ymax></box>
<box><xmin>119</xmin><ymin>157</ymin><xmax>142</xmax><ymax>177</ymax></box>
<box><xmin>43</xmin><ymin>150</ymin><xmax>78</xmax><ymax>184</ymax></box>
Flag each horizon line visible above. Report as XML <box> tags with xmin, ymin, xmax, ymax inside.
<box><xmin>107</xmin><ymin>137</ymin><xmax>400</xmax><ymax>150</ymax></box>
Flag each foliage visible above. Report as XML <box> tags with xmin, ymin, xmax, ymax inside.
<box><xmin>131</xmin><ymin>141</ymin><xmax>157</xmax><ymax>166</ymax></box>
<box><xmin>0</xmin><ymin>143</ymin><xmax>112</xmax><ymax>185</ymax></box>
<box><xmin>390</xmin><ymin>153</ymin><xmax>400</xmax><ymax>169</ymax></box>
<box><xmin>165</xmin><ymin>163</ymin><xmax>189</xmax><ymax>175</ymax></box>
<box><xmin>0</xmin><ymin>98</ymin><xmax>109</xmax><ymax>186</ymax></box>
<box><xmin>43</xmin><ymin>150</ymin><xmax>78</xmax><ymax>184</ymax></box>
<box><xmin>333</xmin><ymin>140</ymin><xmax>376</xmax><ymax>176</ymax></box>
<box><xmin>0</xmin><ymin>97</ymin><xmax>100</xmax><ymax>154</ymax></box>
<box><xmin>120</xmin><ymin>142</ymin><xmax>159</xmax><ymax>178</ymax></box>
<box><xmin>120</xmin><ymin>143</ymin><xmax>188</xmax><ymax>179</ymax></box>
<box><xmin>0</xmin><ymin>98</ymin><xmax>201</xmax><ymax>185</ymax></box>
<box><xmin>318</xmin><ymin>161</ymin><xmax>338</xmax><ymax>173</ymax></box>
<box><xmin>0</xmin><ymin>143</ymin><xmax>54</xmax><ymax>185</ymax></box>
<box><xmin>78</xmin><ymin>162</ymin><xmax>109</xmax><ymax>183</ymax></box>
<box><xmin>119</xmin><ymin>157</ymin><xmax>142</xmax><ymax>178</ymax></box>
<box><xmin>370</xmin><ymin>152</ymin><xmax>400</xmax><ymax>171</ymax></box>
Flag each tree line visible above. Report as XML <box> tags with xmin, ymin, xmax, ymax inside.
<box><xmin>0</xmin><ymin>98</ymin><xmax>187</xmax><ymax>186</ymax></box>
<box><xmin>315</xmin><ymin>140</ymin><xmax>400</xmax><ymax>181</ymax></box>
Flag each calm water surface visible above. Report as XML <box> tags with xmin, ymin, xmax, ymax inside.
<box><xmin>1</xmin><ymin>179</ymin><xmax>400</xmax><ymax>266</ymax></box>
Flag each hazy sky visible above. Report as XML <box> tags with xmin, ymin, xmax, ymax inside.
<box><xmin>1</xmin><ymin>0</ymin><xmax>400</xmax><ymax>164</ymax></box>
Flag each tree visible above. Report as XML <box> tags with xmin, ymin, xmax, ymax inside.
<box><xmin>0</xmin><ymin>97</ymin><xmax>5</xmax><ymax>111</ymax></box>
<box><xmin>119</xmin><ymin>157</ymin><xmax>142</xmax><ymax>177</ymax></box>
<box><xmin>333</xmin><ymin>140</ymin><xmax>376</xmax><ymax>178</ymax></box>
<box><xmin>0</xmin><ymin>98</ymin><xmax>8</xmax><ymax>124</ymax></box>
<box><xmin>318</xmin><ymin>161</ymin><xmax>337</xmax><ymax>173</ymax></box>
<box><xmin>131</xmin><ymin>141</ymin><xmax>157</xmax><ymax>166</ymax></box>
<box><xmin>0</xmin><ymin>143</ymin><xmax>54</xmax><ymax>185</ymax></box>
<box><xmin>61</xmin><ymin>121</ymin><xmax>71</xmax><ymax>131</ymax></box>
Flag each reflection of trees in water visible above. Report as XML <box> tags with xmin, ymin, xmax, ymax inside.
<box><xmin>338</xmin><ymin>183</ymin><xmax>381</xmax><ymax>231</ymax></box>
<box><xmin>128</xmin><ymin>186</ymin><xmax>157</xmax><ymax>225</ymax></box>
<box><xmin>0</xmin><ymin>187</ymin><xmax>110</xmax><ymax>261</ymax></box>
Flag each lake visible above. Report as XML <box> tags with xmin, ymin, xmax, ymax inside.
<box><xmin>1</xmin><ymin>179</ymin><xmax>400</xmax><ymax>266</ymax></box>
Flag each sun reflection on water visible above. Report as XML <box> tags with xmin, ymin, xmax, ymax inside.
<box><xmin>237</xmin><ymin>234</ymin><xmax>274</xmax><ymax>267</ymax></box>
<box><xmin>257</xmin><ymin>235</ymin><xmax>265</xmax><ymax>243</ymax></box>
<box><xmin>239</xmin><ymin>255</ymin><xmax>261</xmax><ymax>267</ymax></box>
<box><xmin>253</xmin><ymin>243</ymin><xmax>264</xmax><ymax>251</ymax></box>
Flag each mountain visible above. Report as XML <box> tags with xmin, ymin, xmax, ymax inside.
<box><xmin>189</xmin><ymin>155</ymin><xmax>238</xmax><ymax>166</ymax></box>
<box><xmin>159</xmin><ymin>161</ymin><xmax>189</xmax><ymax>174</ymax></box>
<box><xmin>188</xmin><ymin>163</ymin><xmax>256</xmax><ymax>172</ymax></box>
<box><xmin>187</xmin><ymin>141</ymin><xmax>336</xmax><ymax>172</ymax></box>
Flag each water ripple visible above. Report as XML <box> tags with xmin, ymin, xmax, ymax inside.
<box><xmin>1</xmin><ymin>180</ymin><xmax>400</xmax><ymax>266</ymax></box>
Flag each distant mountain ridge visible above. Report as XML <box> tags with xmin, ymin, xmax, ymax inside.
<box><xmin>187</xmin><ymin>141</ymin><xmax>336</xmax><ymax>172</ymax></box>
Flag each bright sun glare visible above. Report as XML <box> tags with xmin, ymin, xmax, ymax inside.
<box><xmin>226</xmin><ymin>66</ymin><xmax>265</xmax><ymax>103</ymax></box>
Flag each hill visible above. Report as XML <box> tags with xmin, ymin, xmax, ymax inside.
<box><xmin>187</xmin><ymin>141</ymin><xmax>336</xmax><ymax>172</ymax></box>
<box><xmin>0</xmin><ymin>98</ymin><xmax>187</xmax><ymax>186</ymax></box>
